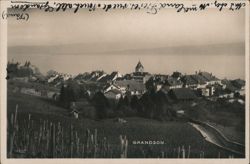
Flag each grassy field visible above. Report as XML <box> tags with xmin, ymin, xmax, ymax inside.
<box><xmin>7</xmin><ymin>90</ymin><xmax>243</xmax><ymax>158</ymax></box>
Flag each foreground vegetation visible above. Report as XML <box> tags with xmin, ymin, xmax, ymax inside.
<box><xmin>7</xmin><ymin>91</ymin><xmax>243</xmax><ymax>158</ymax></box>
<box><xmin>8</xmin><ymin>108</ymin><xmax>241</xmax><ymax>158</ymax></box>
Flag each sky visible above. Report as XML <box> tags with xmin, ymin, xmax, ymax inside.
<box><xmin>7</xmin><ymin>7</ymin><xmax>246</xmax><ymax>79</ymax></box>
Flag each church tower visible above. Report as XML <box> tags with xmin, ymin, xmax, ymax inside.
<box><xmin>135</xmin><ymin>61</ymin><xmax>144</xmax><ymax>73</ymax></box>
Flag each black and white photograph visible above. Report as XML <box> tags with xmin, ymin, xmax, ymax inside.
<box><xmin>0</xmin><ymin>0</ymin><xmax>249</xmax><ymax>162</ymax></box>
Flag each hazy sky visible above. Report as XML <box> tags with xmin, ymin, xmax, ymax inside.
<box><xmin>8</xmin><ymin>8</ymin><xmax>245</xmax><ymax>79</ymax></box>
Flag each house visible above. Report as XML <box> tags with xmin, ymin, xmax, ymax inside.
<box><xmin>190</xmin><ymin>74</ymin><xmax>207</xmax><ymax>89</ymax></box>
<box><xmin>20</xmin><ymin>87</ymin><xmax>41</xmax><ymax>96</ymax></box>
<box><xmin>104</xmin><ymin>89</ymin><xmax>122</xmax><ymax>100</ymax></box>
<box><xmin>164</xmin><ymin>77</ymin><xmax>183</xmax><ymax>89</ymax></box>
<box><xmin>150</xmin><ymin>74</ymin><xmax>168</xmax><ymax>91</ymax></box>
<box><xmin>153</xmin><ymin>74</ymin><xmax>168</xmax><ymax>82</ymax></box>
<box><xmin>181</xmin><ymin>75</ymin><xmax>198</xmax><ymax>89</ymax></box>
<box><xmin>181</xmin><ymin>71</ymin><xmax>221</xmax><ymax>90</ymax></box>
<box><xmin>114</xmin><ymin>80</ymin><xmax>146</xmax><ymax>96</ymax></box>
<box><xmin>103</xmin><ymin>83</ymin><xmax>120</xmax><ymax>93</ymax></box>
<box><xmin>198</xmin><ymin>88</ymin><xmax>210</xmax><ymax>97</ymax></box>
<box><xmin>168</xmin><ymin>88</ymin><xmax>197</xmax><ymax>101</ymax></box>
<box><xmin>176</xmin><ymin>110</ymin><xmax>185</xmax><ymax>117</ymax></box>
<box><xmin>198</xmin><ymin>71</ymin><xmax>221</xmax><ymax>85</ymax></box>
<box><xmin>98</xmin><ymin>71</ymin><xmax>122</xmax><ymax>83</ymax></box>
<box><xmin>13</xmin><ymin>77</ymin><xmax>29</xmax><ymax>82</ymax></box>
<box><xmin>198</xmin><ymin>85</ymin><xmax>215</xmax><ymax>97</ymax></box>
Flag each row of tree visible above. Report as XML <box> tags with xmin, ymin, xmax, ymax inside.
<box><xmin>115</xmin><ymin>90</ymin><xmax>174</xmax><ymax>120</ymax></box>
<box><xmin>59</xmin><ymin>80</ymin><xmax>174</xmax><ymax>120</ymax></box>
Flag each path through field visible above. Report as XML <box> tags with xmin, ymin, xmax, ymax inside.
<box><xmin>189</xmin><ymin>122</ymin><xmax>245</xmax><ymax>157</ymax></box>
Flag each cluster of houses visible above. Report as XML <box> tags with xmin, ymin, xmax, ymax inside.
<box><xmin>11</xmin><ymin>86</ymin><xmax>60</xmax><ymax>100</ymax></box>
<box><xmin>9</xmin><ymin>60</ymin><xmax>245</xmax><ymax>103</ymax></box>
<box><xmin>102</xmin><ymin>61</ymin><xmax>245</xmax><ymax>101</ymax></box>
<box><xmin>103</xmin><ymin>61</ymin><xmax>148</xmax><ymax>99</ymax></box>
<box><xmin>8</xmin><ymin>60</ymin><xmax>245</xmax><ymax>120</ymax></box>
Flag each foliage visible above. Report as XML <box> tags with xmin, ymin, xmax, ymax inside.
<box><xmin>59</xmin><ymin>80</ymin><xmax>91</xmax><ymax>108</ymax></box>
<box><xmin>145</xmin><ymin>77</ymin><xmax>155</xmax><ymax>92</ymax></box>
<box><xmin>7</xmin><ymin>61</ymin><xmax>34</xmax><ymax>78</ymax></box>
<box><xmin>171</xmin><ymin>71</ymin><xmax>182</xmax><ymax>79</ymax></box>
<box><xmin>91</xmin><ymin>92</ymin><xmax>110</xmax><ymax>119</ymax></box>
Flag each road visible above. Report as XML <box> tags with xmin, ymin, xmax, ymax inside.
<box><xmin>189</xmin><ymin>122</ymin><xmax>245</xmax><ymax>156</ymax></box>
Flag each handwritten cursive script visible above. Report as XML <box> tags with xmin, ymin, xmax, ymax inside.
<box><xmin>1</xmin><ymin>0</ymin><xmax>247</xmax><ymax>21</ymax></box>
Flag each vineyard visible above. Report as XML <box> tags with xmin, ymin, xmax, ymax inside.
<box><xmin>7</xmin><ymin>104</ymin><xmax>242</xmax><ymax>158</ymax></box>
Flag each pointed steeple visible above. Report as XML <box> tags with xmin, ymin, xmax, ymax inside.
<box><xmin>135</xmin><ymin>60</ymin><xmax>144</xmax><ymax>73</ymax></box>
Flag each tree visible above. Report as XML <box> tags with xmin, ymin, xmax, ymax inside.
<box><xmin>17</xmin><ymin>67</ymin><xmax>33</xmax><ymax>77</ymax></box>
<box><xmin>145</xmin><ymin>77</ymin><xmax>155</xmax><ymax>92</ymax></box>
<box><xmin>137</xmin><ymin>90</ymin><xmax>172</xmax><ymax>120</ymax></box>
<box><xmin>91</xmin><ymin>92</ymin><xmax>110</xmax><ymax>119</ymax></box>
<box><xmin>117</xmin><ymin>97</ymin><xmax>124</xmax><ymax>110</ymax></box>
<box><xmin>130</xmin><ymin>95</ymin><xmax>139</xmax><ymax>110</ymax></box>
<box><xmin>123</xmin><ymin>96</ymin><xmax>129</xmax><ymax>106</ymax></box>
<box><xmin>66</xmin><ymin>79</ymin><xmax>80</xmax><ymax>100</ymax></box>
<box><xmin>7</xmin><ymin>62</ymin><xmax>19</xmax><ymax>79</ymax></box>
<box><xmin>154</xmin><ymin>91</ymin><xmax>168</xmax><ymax>120</ymax></box>
<box><xmin>59</xmin><ymin>85</ymin><xmax>65</xmax><ymax>102</ymax></box>
<box><xmin>139</xmin><ymin>92</ymin><xmax>155</xmax><ymax>118</ymax></box>
<box><xmin>79</xmin><ymin>85</ymin><xmax>90</xmax><ymax>100</ymax></box>
<box><xmin>59</xmin><ymin>80</ymin><xmax>81</xmax><ymax>108</ymax></box>
<box><xmin>171</xmin><ymin>71</ymin><xmax>182</xmax><ymax>79</ymax></box>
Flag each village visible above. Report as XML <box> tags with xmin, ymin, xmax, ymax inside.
<box><xmin>7</xmin><ymin>60</ymin><xmax>245</xmax><ymax>105</ymax></box>
<box><xmin>6</xmin><ymin>59</ymin><xmax>246</xmax><ymax>123</ymax></box>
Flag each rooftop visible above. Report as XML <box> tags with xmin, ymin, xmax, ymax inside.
<box><xmin>115</xmin><ymin>80</ymin><xmax>145</xmax><ymax>91</ymax></box>
<box><xmin>135</xmin><ymin>61</ymin><xmax>144</xmax><ymax>69</ymax></box>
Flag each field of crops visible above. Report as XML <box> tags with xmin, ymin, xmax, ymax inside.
<box><xmin>7</xmin><ymin>91</ymin><xmax>242</xmax><ymax>158</ymax></box>
<box><xmin>7</xmin><ymin>108</ymin><xmax>241</xmax><ymax>158</ymax></box>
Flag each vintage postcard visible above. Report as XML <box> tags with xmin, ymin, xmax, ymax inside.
<box><xmin>0</xmin><ymin>0</ymin><xmax>249</xmax><ymax>164</ymax></box>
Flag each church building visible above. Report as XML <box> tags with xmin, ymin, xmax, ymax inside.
<box><xmin>135</xmin><ymin>61</ymin><xmax>144</xmax><ymax>73</ymax></box>
<box><xmin>132</xmin><ymin>61</ymin><xmax>151</xmax><ymax>83</ymax></box>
